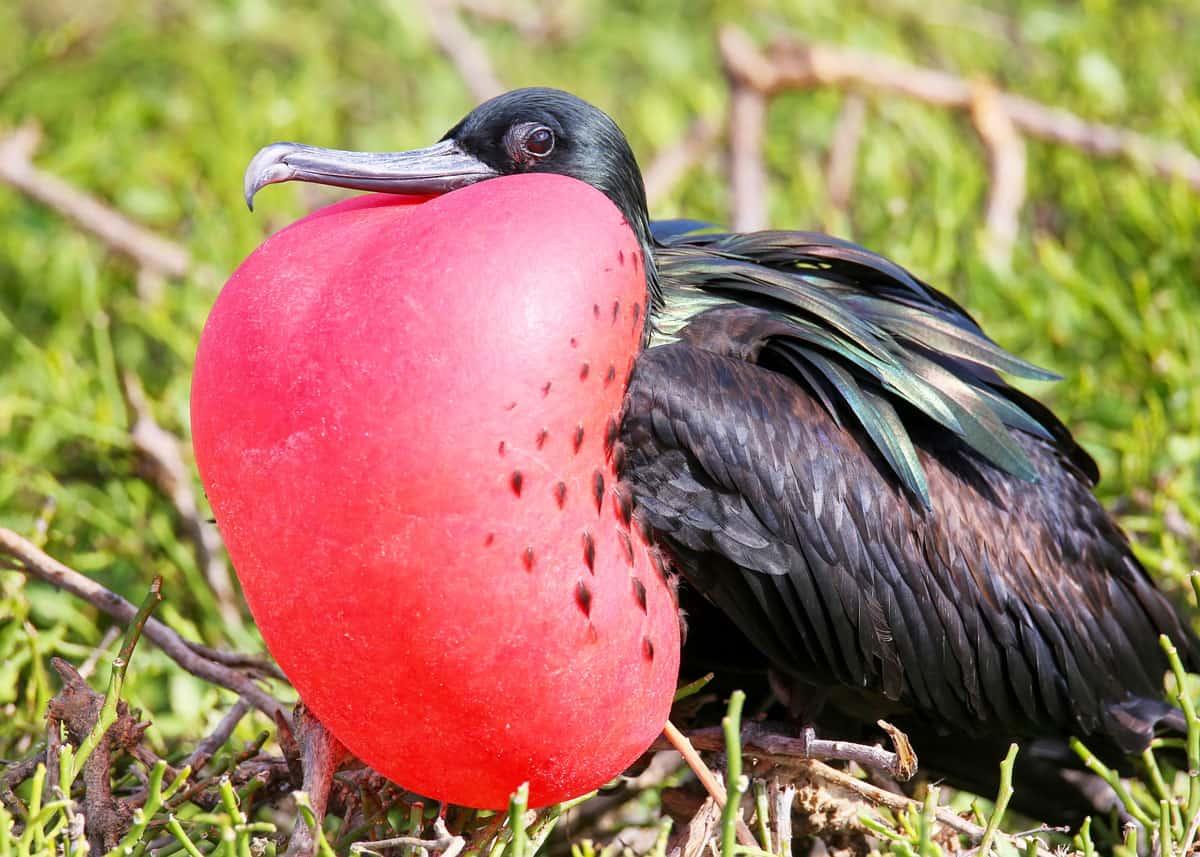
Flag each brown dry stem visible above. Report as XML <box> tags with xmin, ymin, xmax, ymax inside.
<box><xmin>664</xmin><ymin>795</ymin><xmax>721</xmax><ymax>857</ymax></box>
<box><xmin>0</xmin><ymin>527</ymin><xmax>286</xmax><ymax>721</ymax></box>
<box><xmin>0</xmin><ymin>122</ymin><xmax>193</xmax><ymax>280</ymax></box>
<box><xmin>644</xmin><ymin>117</ymin><xmax>721</xmax><ymax>207</ymax></box>
<box><xmin>48</xmin><ymin>658</ymin><xmax>146</xmax><ymax>851</ymax></box>
<box><xmin>825</xmin><ymin>94</ymin><xmax>868</xmax><ymax>227</ymax></box>
<box><xmin>417</xmin><ymin>0</ymin><xmax>506</xmax><ymax>104</ymax></box>
<box><xmin>970</xmin><ymin>81</ymin><xmax>1027</xmax><ymax>268</ymax></box>
<box><xmin>658</xmin><ymin>720</ymin><xmax>1057</xmax><ymax>856</ymax></box>
<box><xmin>718</xmin><ymin>25</ymin><xmax>1200</xmax><ymax>264</ymax></box>
<box><xmin>725</xmin><ymin>82</ymin><xmax>769</xmax><ymax>232</ymax></box>
<box><xmin>122</xmin><ymin>372</ymin><xmax>245</xmax><ymax>629</ymax></box>
<box><xmin>662</xmin><ymin>721</ymin><xmax>760</xmax><ymax>848</ymax></box>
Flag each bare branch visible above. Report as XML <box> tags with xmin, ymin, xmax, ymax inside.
<box><xmin>718</xmin><ymin>26</ymin><xmax>1200</xmax><ymax>192</ymax></box>
<box><xmin>416</xmin><ymin>0</ymin><xmax>506</xmax><ymax>104</ymax></box>
<box><xmin>674</xmin><ymin>720</ymin><xmax>915</xmax><ymax>783</ymax></box>
<box><xmin>183</xmin><ymin>639</ymin><xmax>284</xmax><ymax>679</ymax></box>
<box><xmin>352</xmin><ymin>818</ymin><xmax>465</xmax><ymax>857</ymax></box>
<box><xmin>719</xmin><ymin>27</ymin><xmax>778</xmax><ymax>93</ymax></box>
<box><xmin>664</xmin><ymin>796</ymin><xmax>720</xmax><ymax>857</ymax></box>
<box><xmin>0</xmin><ymin>123</ymin><xmax>193</xmax><ymax>278</ymax></box>
<box><xmin>970</xmin><ymin>81</ymin><xmax>1026</xmax><ymax>268</ymax></box>
<box><xmin>122</xmin><ymin>373</ymin><xmax>242</xmax><ymax>628</ymax></box>
<box><xmin>78</xmin><ymin>626</ymin><xmax>122</xmax><ymax>680</ymax></box>
<box><xmin>657</xmin><ymin>721</ymin><xmax>1056</xmax><ymax>855</ymax></box>
<box><xmin>0</xmin><ymin>527</ymin><xmax>286</xmax><ymax>722</ymax></box>
<box><xmin>644</xmin><ymin>117</ymin><xmax>721</xmax><ymax>208</ymax></box>
<box><xmin>726</xmin><ymin>82</ymin><xmax>768</xmax><ymax>232</ymax></box>
<box><xmin>660</xmin><ymin>721</ymin><xmax>758</xmax><ymax>848</ymax></box>
<box><xmin>825</xmin><ymin>94</ymin><xmax>867</xmax><ymax>226</ymax></box>
<box><xmin>183</xmin><ymin>697</ymin><xmax>253</xmax><ymax>773</ymax></box>
<box><xmin>0</xmin><ymin>755</ymin><xmax>41</xmax><ymax>817</ymax></box>
<box><xmin>454</xmin><ymin>0</ymin><xmax>572</xmax><ymax>42</ymax></box>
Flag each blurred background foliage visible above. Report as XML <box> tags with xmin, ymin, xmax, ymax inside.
<box><xmin>1</xmin><ymin>0</ymin><xmax>1199</xmax><ymax>840</ymax></box>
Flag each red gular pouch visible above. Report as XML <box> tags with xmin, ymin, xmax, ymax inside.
<box><xmin>192</xmin><ymin>173</ymin><xmax>680</xmax><ymax>809</ymax></box>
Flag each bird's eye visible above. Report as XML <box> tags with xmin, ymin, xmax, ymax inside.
<box><xmin>523</xmin><ymin>127</ymin><xmax>555</xmax><ymax>158</ymax></box>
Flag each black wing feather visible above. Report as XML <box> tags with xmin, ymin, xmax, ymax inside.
<box><xmin>649</xmin><ymin>225</ymin><xmax>1100</xmax><ymax>502</ymax></box>
<box><xmin>620</xmin><ymin>336</ymin><xmax>1196</xmax><ymax>747</ymax></box>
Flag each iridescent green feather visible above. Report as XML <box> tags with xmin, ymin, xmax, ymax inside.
<box><xmin>648</xmin><ymin>222</ymin><xmax>1070</xmax><ymax>508</ymax></box>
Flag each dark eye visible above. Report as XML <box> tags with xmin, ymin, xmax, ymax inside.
<box><xmin>524</xmin><ymin>127</ymin><xmax>555</xmax><ymax>158</ymax></box>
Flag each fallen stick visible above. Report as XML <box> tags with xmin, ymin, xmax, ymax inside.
<box><xmin>123</xmin><ymin>372</ymin><xmax>243</xmax><ymax>629</ymax></box>
<box><xmin>0</xmin><ymin>123</ymin><xmax>192</xmax><ymax>278</ymax></box>
<box><xmin>824</xmin><ymin>94</ymin><xmax>867</xmax><ymax>225</ymax></box>
<box><xmin>417</xmin><ymin>0</ymin><xmax>506</xmax><ymax>104</ymax></box>
<box><xmin>454</xmin><ymin>0</ymin><xmax>569</xmax><ymax>42</ymax></box>
<box><xmin>657</xmin><ymin>722</ymin><xmax>1057</xmax><ymax>856</ymax></box>
<box><xmin>661</xmin><ymin>721</ymin><xmax>760</xmax><ymax>848</ymax></box>
<box><xmin>970</xmin><ymin>82</ymin><xmax>1026</xmax><ymax>267</ymax></box>
<box><xmin>644</xmin><ymin>117</ymin><xmax>721</xmax><ymax>207</ymax></box>
<box><xmin>183</xmin><ymin>697</ymin><xmax>254</xmax><ymax>773</ymax></box>
<box><xmin>0</xmin><ymin>527</ymin><xmax>286</xmax><ymax>722</ymax></box>
<box><xmin>726</xmin><ymin>82</ymin><xmax>768</xmax><ymax>232</ymax></box>
<box><xmin>718</xmin><ymin>26</ymin><xmax>1200</xmax><ymax>191</ymax></box>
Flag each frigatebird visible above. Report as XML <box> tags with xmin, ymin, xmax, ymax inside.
<box><xmin>242</xmin><ymin>87</ymin><xmax>1197</xmax><ymax>821</ymax></box>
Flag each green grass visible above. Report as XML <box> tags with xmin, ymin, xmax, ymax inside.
<box><xmin>2</xmin><ymin>0</ymin><xmax>1200</xmax><ymax>853</ymax></box>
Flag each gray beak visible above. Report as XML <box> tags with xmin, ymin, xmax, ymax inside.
<box><xmin>243</xmin><ymin>139</ymin><xmax>499</xmax><ymax>210</ymax></box>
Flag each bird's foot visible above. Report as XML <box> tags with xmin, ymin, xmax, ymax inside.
<box><xmin>283</xmin><ymin>705</ymin><xmax>350</xmax><ymax>857</ymax></box>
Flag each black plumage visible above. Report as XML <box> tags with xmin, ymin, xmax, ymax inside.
<box><xmin>621</xmin><ymin>310</ymin><xmax>1187</xmax><ymax>749</ymax></box>
<box><xmin>243</xmin><ymin>87</ymin><xmax>1198</xmax><ymax>818</ymax></box>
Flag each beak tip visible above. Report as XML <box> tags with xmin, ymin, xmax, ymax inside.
<box><xmin>243</xmin><ymin>142</ymin><xmax>302</xmax><ymax>213</ymax></box>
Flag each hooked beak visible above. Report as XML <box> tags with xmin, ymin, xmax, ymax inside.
<box><xmin>243</xmin><ymin>139</ymin><xmax>500</xmax><ymax>210</ymax></box>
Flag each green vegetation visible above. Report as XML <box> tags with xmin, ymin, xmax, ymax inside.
<box><xmin>2</xmin><ymin>0</ymin><xmax>1199</xmax><ymax>854</ymax></box>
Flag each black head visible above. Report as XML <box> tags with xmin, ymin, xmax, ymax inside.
<box><xmin>244</xmin><ymin>88</ymin><xmax>651</xmax><ymax>246</ymax></box>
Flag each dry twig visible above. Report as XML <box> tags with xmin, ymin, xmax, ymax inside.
<box><xmin>182</xmin><ymin>639</ymin><xmax>283</xmax><ymax>677</ymax></box>
<box><xmin>717</xmin><ymin>25</ymin><xmax>1200</xmax><ymax>256</ymax></box>
<box><xmin>455</xmin><ymin>0</ymin><xmax>571</xmax><ymax>42</ymax></box>
<box><xmin>658</xmin><ymin>721</ymin><xmax>1056</xmax><ymax>855</ymax></box>
<box><xmin>825</xmin><ymin>94</ymin><xmax>868</xmax><ymax>227</ymax></box>
<box><xmin>122</xmin><ymin>372</ymin><xmax>243</xmax><ymax>628</ymax></box>
<box><xmin>183</xmin><ymin>697</ymin><xmax>254</xmax><ymax>773</ymax></box>
<box><xmin>726</xmin><ymin>83</ymin><xmax>768</xmax><ymax>232</ymax></box>
<box><xmin>352</xmin><ymin>817</ymin><xmax>465</xmax><ymax>857</ymax></box>
<box><xmin>0</xmin><ymin>527</ymin><xmax>286</xmax><ymax>721</ymax></box>
<box><xmin>970</xmin><ymin>81</ymin><xmax>1026</xmax><ymax>267</ymax></box>
<box><xmin>0</xmin><ymin>123</ymin><xmax>193</xmax><ymax>280</ymax></box>
<box><xmin>664</xmin><ymin>796</ymin><xmax>721</xmax><ymax>857</ymax></box>
<box><xmin>416</xmin><ymin>0</ymin><xmax>506</xmax><ymax>104</ymax></box>
<box><xmin>719</xmin><ymin>26</ymin><xmax>1200</xmax><ymax>188</ymax></box>
<box><xmin>661</xmin><ymin>721</ymin><xmax>759</xmax><ymax>848</ymax></box>
<box><xmin>662</xmin><ymin>721</ymin><xmax>915</xmax><ymax>782</ymax></box>
<box><xmin>644</xmin><ymin>117</ymin><xmax>721</xmax><ymax>208</ymax></box>
<box><xmin>50</xmin><ymin>658</ymin><xmax>146</xmax><ymax>851</ymax></box>
<box><xmin>0</xmin><ymin>755</ymin><xmax>42</xmax><ymax>817</ymax></box>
